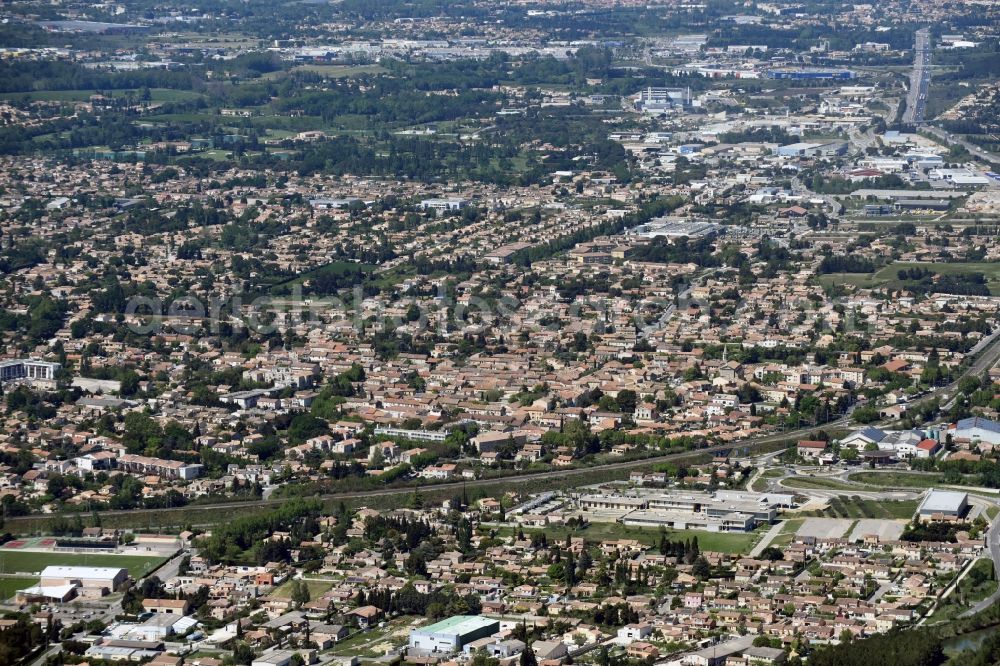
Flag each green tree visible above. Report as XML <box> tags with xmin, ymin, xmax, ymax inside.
<box><xmin>692</xmin><ymin>555</ymin><xmax>711</xmax><ymax>580</ymax></box>
<box><xmin>520</xmin><ymin>644</ymin><xmax>537</xmax><ymax>666</ymax></box>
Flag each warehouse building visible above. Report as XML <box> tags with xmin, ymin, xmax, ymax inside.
<box><xmin>918</xmin><ymin>490</ymin><xmax>969</xmax><ymax>519</ymax></box>
<box><xmin>633</xmin><ymin>86</ymin><xmax>692</xmax><ymax>113</ymax></box>
<box><xmin>25</xmin><ymin>565</ymin><xmax>130</xmax><ymax>599</ymax></box>
<box><xmin>766</xmin><ymin>68</ymin><xmax>855</xmax><ymax>80</ymax></box>
<box><xmin>952</xmin><ymin>416</ymin><xmax>1000</xmax><ymax>446</ymax></box>
<box><xmin>409</xmin><ymin>615</ymin><xmax>500</xmax><ymax>653</ymax></box>
<box><xmin>775</xmin><ymin>141</ymin><xmax>848</xmax><ymax>158</ymax></box>
<box><xmin>251</xmin><ymin>648</ymin><xmax>317</xmax><ymax>666</ymax></box>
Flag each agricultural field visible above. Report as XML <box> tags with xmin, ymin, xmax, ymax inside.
<box><xmin>817</xmin><ymin>261</ymin><xmax>1000</xmax><ymax>296</ymax></box>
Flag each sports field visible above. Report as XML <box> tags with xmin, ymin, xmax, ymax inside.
<box><xmin>0</xmin><ymin>577</ymin><xmax>39</xmax><ymax>600</ymax></box>
<box><xmin>0</xmin><ymin>551</ymin><xmax>166</xmax><ymax>578</ymax></box>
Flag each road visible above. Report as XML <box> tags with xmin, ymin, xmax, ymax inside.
<box><xmin>748</xmin><ymin>521</ymin><xmax>785</xmax><ymax>557</ymax></box>
<box><xmin>919</xmin><ymin>556</ymin><xmax>982</xmax><ymax>625</ymax></box>
<box><xmin>902</xmin><ymin>28</ymin><xmax>931</xmax><ymax>125</ymax></box>
<box><xmin>639</xmin><ymin>279</ymin><xmax>696</xmax><ymax>339</ymax></box>
<box><xmin>152</xmin><ymin>549</ymin><xmax>191</xmax><ymax>582</ymax></box>
<box><xmin>29</xmin><ymin>644</ymin><xmax>61</xmax><ymax>666</ymax></box>
<box><xmin>922</xmin><ymin>125</ymin><xmax>1000</xmax><ymax>167</ymax></box>
<box><xmin>791</xmin><ymin>176</ymin><xmax>843</xmax><ymax>215</ymax></box>
<box><xmin>962</xmin><ymin>513</ymin><xmax>1000</xmax><ymax>617</ymax></box>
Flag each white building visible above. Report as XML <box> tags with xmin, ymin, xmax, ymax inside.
<box><xmin>0</xmin><ymin>359</ymin><xmax>60</xmax><ymax>384</ymax></box>
<box><xmin>409</xmin><ymin>616</ymin><xmax>500</xmax><ymax>653</ymax></box>
<box><xmin>918</xmin><ymin>490</ymin><xmax>969</xmax><ymax>518</ymax></box>
<box><xmin>420</xmin><ymin>198</ymin><xmax>468</xmax><ymax>212</ymax></box>
<box><xmin>952</xmin><ymin>417</ymin><xmax>1000</xmax><ymax>446</ymax></box>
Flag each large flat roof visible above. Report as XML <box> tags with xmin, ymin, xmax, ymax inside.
<box><xmin>850</xmin><ymin>189</ymin><xmax>967</xmax><ymax>199</ymax></box>
<box><xmin>957</xmin><ymin>416</ymin><xmax>1000</xmax><ymax>434</ymax></box>
<box><xmin>41</xmin><ymin>565</ymin><xmax>127</xmax><ymax>578</ymax></box>
<box><xmin>413</xmin><ymin>615</ymin><xmax>498</xmax><ymax>637</ymax></box>
<box><xmin>919</xmin><ymin>490</ymin><xmax>968</xmax><ymax>513</ymax></box>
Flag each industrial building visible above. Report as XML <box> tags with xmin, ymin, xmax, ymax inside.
<box><xmin>628</xmin><ymin>218</ymin><xmax>722</xmax><ymax>240</ymax></box>
<box><xmin>850</xmin><ymin>189</ymin><xmax>967</xmax><ymax>200</ymax></box>
<box><xmin>766</xmin><ymin>68</ymin><xmax>855</xmax><ymax>80</ymax></box>
<box><xmin>775</xmin><ymin>142</ymin><xmax>848</xmax><ymax>158</ymax></box>
<box><xmin>252</xmin><ymin>649</ymin><xmax>318</xmax><ymax>666</ymax></box>
<box><xmin>419</xmin><ymin>198</ymin><xmax>468</xmax><ymax>212</ymax></box>
<box><xmin>85</xmin><ymin>640</ymin><xmax>162</xmax><ymax>662</ymax></box>
<box><xmin>894</xmin><ymin>199</ymin><xmax>951</xmax><ymax>212</ymax></box>
<box><xmin>309</xmin><ymin>197</ymin><xmax>362</xmax><ymax>210</ymax></box>
<box><xmin>578</xmin><ymin>490</ymin><xmax>779</xmax><ymax>532</ymax></box>
<box><xmin>918</xmin><ymin>490</ymin><xmax>969</xmax><ymax>519</ymax></box>
<box><xmin>0</xmin><ymin>358</ymin><xmax>60</xmax><ymax>384</ymax></box>
<box><xmin>633</xmin><ymin>87</ymin><xmax>692</xmax><ymax>113</ymax></box>
<box><xmin>682</xmin><ymin>636</ymin><xmax>755</xmax><ymax>665</ymax></box>
<box><xmin>952</xmin><ymin>416</ymin><xmax>1000</xmax><ymax>445</ymax></box>
<box><xmin>18</xmin><ymin>565</ymin><xmax>129</xmax><ymax>602</ymax></box>
<box><xmin>409</xmin><ymin>615</ymin><xmax>500</xmax><ymax>653</ymax></box>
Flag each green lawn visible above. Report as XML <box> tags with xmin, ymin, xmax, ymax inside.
<box><xmin>769</xmin><ymin>519</ymin><xmax>805</xmax><ymax>549</ymax></box>
<box><xmin>0</xmin><ymin>551</ymin><xmax>166</xmax><ymax>578</ymax></box>
<box><xmin>269</xmin><ymin>578</ymin><xmax>334</xmax><ymax>599</ymax></box>
<box><xmin>819</xmin><ymin>261</ymin><xmax>1000</xmax><ymax>296</ymax></box>
<box><xmin>782</xmin><ymin>476</ymin><xmax>858</xmax><ymax>491</ymax></box>
<box><xmin>0</xmin><ymin>577</ymin><xmax>38</xmax><ymax>600</ymax></box>
<box><xmin>849</xmin><ymin>471</ymin><xmax>944</xmax><ymax>489</ymax></box>
<box><xmin>931</xmin><ymin>559</ymin><xmax>998</xmax><ymax>624</ymax></box>
<box><xmin>877</xmin><ymin>262</ymin><xmax>1000</xmax><ymax>296</ymax></box>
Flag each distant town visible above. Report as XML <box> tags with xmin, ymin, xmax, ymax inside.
<box><xmin>0</xmin><ymin>0</ymin><xmax>999</xmax><ymax>665</ymax></box>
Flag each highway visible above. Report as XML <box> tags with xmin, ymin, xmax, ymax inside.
<box><xmin>922</xmin><ymin>125</ymin><xmax>1000</xmax><ymax>167</ymax></box>
<box><xmin>902</xmin><ymin>28</ymin><xmax>931</xmax><ymax>125</ymax></box>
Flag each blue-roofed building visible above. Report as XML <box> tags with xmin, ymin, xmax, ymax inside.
<box><xmin>840</xmin><ymin>426</ymin><xmax>887</xmax><ymax>449</ymax></box>
<box><xmin>767</xmin><ymin>68</ymin><xmax>855</xmax><ymax>80</ymax></box>
<box><xmin>953</xmin><ymin>417</ymin><xmax>1000</xmax><ymax>445</ymax></box>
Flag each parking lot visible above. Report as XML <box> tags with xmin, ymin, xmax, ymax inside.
<box><xmin>796</xmin><ymin>518</ymin><xmax>854</xmax><ymax>539</ymax></box>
